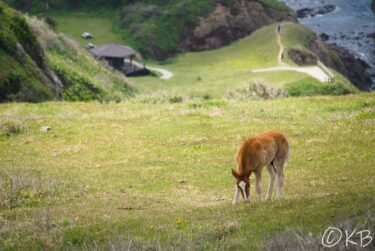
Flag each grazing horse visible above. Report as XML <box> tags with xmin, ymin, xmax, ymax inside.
<box><xmin>231</xmin><ymin>131</ymin><xmax>290</xmax><ymax>204</ymax></box>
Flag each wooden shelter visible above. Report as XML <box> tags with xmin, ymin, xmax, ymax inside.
<box><xmin>90</xmin><ymin>44</ymin><xmax>137</xmax><ymax>72</ymax></box>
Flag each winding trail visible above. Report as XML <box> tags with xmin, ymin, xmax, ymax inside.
<box><xmin>146</xmin><ymin>66</ymin><xmax>173</xmax><ymax>80</ymax></box>
<box><xmin>252</xmin><ymin>66</ymin><xmax>330</xmax><ymax>83</ymax></box>
<box><xmin>276</xmin><ymin>26</ymin><xmax>285</xmax><ymax>65</ymax></box>
<box><xmin>125</xmin><ymin>59</ymin><xmax>173</xmax><ymax>80</ymax></box>
<box><xmin>251</xmin><ymin>24</ymin><xmax>332</xmax><ymax>83</ymax></box>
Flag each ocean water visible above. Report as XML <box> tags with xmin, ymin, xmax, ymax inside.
<box><xmin>281</xmin><ymin>0</ymin><xmax>375</xmax><ymax>86</ymax></box>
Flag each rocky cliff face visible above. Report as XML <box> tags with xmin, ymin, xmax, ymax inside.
<box><xmin>179</xmin><ymin>0</ymin><xmax>296</xmax><ymax>52</ymax></box>
<box><xmin>288</xmin><ymin>36</ymin><xmax>372</xmax><ymax>91</ymax></box>
<box><xmin>324</xmin><ymin>43</ymin><xmax>372</xmax><ymax>91</ymax></box>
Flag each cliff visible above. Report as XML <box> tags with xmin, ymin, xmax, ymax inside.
<box><xmin>285</xmin><ymin>26</ymin><xmax>372</xmax><ymax>91</ymax></box>
<box><xmin>180</xmin><ymin>0</ymin><xmax>296</xmax><ymax>52</ymax></box>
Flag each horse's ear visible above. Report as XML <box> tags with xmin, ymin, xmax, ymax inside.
<box><xmin>231</xmin><ymin>169</ymin><xmax>239</xmax><ymax>179</ymax></box>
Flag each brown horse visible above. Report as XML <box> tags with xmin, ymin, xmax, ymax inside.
<box><xmin>231</xmin><ymin>131</ymin><xmax>290</xmax><ymax>204</ymax></box>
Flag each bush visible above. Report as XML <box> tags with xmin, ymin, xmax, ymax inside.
<box><xmin>188</xmin><ymin>99</ymin><xmax>227</xmax><ymax>109</ymax></box>
<box><xmin>0</xmin><ymin>120</ymin><xmax>28</xmax><ymax>136</ymax></box>
<box><xmin>44</xmin><ymin>16</ymin><xmax>57</xmax><ymax>31</ymax></box>
<box><xmin>51</xmin><ymin>62</ymin><xmax>109</xmax><ymax>102</ymax></box>
<box><xmin>285</xmin><ymin>78</ymin><xmax>352</xmax><ymax>97</ymax></box>
<box><xmin>228</xmin><ymin>82</ymin><xmax>286</xmax><ymax>100</ymax></box>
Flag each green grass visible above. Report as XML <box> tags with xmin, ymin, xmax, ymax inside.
<box><xmin>43</xmin><ymin>12</ymin><xmax>355</xmax><ymax>99</ymax></box>
<box><xmin>50</xmin><ymin>12</ymin><xmax>126</xmax><ymax>47</ymax></box>
<box><xmin>1</xmin><ymin>93</ymin><xmax>375</xmax><ymax>250</ymax></box>
<box><xmin>133</xmin><ymin>23</ymin><xmax>354</xmax><ymax>98</ymax></box>
<box><xmin>259</xmin><ymin>0</ymin><xmax>291</xmax><ymax>11</ymax></box>
<box><xmin>134</xmin><ymin>23</ymin><xmax>289</xmax><ymax>97</ymax></box>
<box><xmin>285</xmin><ymin>77</ymin><xmax>352</xmax><ymax>96</ymax></box>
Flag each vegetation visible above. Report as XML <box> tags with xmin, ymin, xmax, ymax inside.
<box><xmin>0</xmin><ymin>2</ymin><xmax>132</xmax><ymax>102</ymax></box>
<box><xmin>285</xmin><ymin>78</ymin><xmax>352</xmax><ymax>97</ymax></box>
<box><xmin>281</xmin><ymin>22</ymin><xmax>351</xmax><ymax>75</ymax></box>
<box><xmin>1</xmin><ymin>93</ymin><xmax>374</xmax><ymax>249</ymax></box>
<box><xmin>0</xmin><ymin>1</ymin><xmax>54</xmax><ymax>101</ymax></box>
<box><xmin>258</xmin><ymin>0</ymin><xmax>291</xmax><ymax>11</ymax></box>
<box><xmin>5</xmin><ymin>0</ymin><xmax>291</xmax><ymax>59</ymax></box>
<box><xmin>50</xmin><ymin>12</ymin><xmax>126</xmax><ymax>47</ymax></box>
<box><xmin>1</xmin><ymin>2</ymin><xmax>373</xmax><ymax>250</ymax></box>
<box><xmin>133</xmin><ymin>23</ymin><xmax>355</xmax><ymax>98</ymax></box>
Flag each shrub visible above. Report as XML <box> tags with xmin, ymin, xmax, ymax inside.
<box><xmin>285</xmin><ymin>78</ymin><xmax>352</xmax><ymax>97</ymax></box>
<box><xmin>44</xmin><ymin>16</ymin><xmax>57</xmax><ymax>31</ymax></box>
<box><xmin>188</xmin><ymin>99</ymin><xmax>227</xmax><ymax>109</ymax></box>
<box><xmin>261</xmin><ymin>210</ymin><xmax>375</xmax><ymax>251</ymax></box>
<box><xmin>0</xmin><ymin>173</ymin><xmax>59</xmax><ymax>208</ymax></box>
<box><xmin>0</xmin><ymin>119</ymin><xmax>28</xmax><ymax>136</ymax></box>
<box><xmin>228</xmin><ymin>82</ymin><xmax>286</xmax><ymax>100</ymax></box>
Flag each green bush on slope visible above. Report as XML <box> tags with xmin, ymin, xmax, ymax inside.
<box><xmin>285</xmin><ymin>78</ymin><xmax>352</xmax><ymax>97</ymax></box>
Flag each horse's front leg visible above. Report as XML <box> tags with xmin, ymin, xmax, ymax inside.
<box><xmin>232</xmin><ymin>186</ymin><xmax>240</xmax><ymax>205</ymax></box>
<box><xmin>255</xmin><ymin>170</ymin><xmax>262</xmax><ymax>201</ymax></box>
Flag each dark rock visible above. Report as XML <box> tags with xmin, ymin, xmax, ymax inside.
<box><xmin>368</xmin><ymin>32</ymin><xmax>375</xmax><ymax>39</ymax></box>
<box><xmin>320</xmin><ymin>33</ymin><xmax>330</xmax><ymax>41</ymax></box>
<box><xmin>325</xmin><ymin>43</ymin><xmax>372</xmax><ymax>91</ymax></box>
<box><xmin>288</xmin><ymin>49</ymin><xmax>317</xmax><ymax>65</ymax></box>
<box><xmin>296</xmin><ymin>5</ymin><xmax>336</xmax><ymax>18</ymax></box>
<box><xmin>372</xmin><ymin>0</ymin><xmax>375</xmax><ymax>13</ymax></box>
<box><xmin>179</xmin><ymin>0</ymin><xmax>296</xmax><ymax>52</ymax></box>
<box><xmin>290</xmin><ymin>35</ymin><xmax>373</xmax><ymax>91</ymax></box>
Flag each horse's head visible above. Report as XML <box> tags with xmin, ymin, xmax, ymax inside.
<box><xmin>231</xmin><ymin>169</ymin><xmax>250</xmax><ymax>204</ymax></box>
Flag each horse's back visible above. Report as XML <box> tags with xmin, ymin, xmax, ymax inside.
<box><xmin>253</xmin><ymin>131</ymin><xmax>289</xmax><ymax>165</ymax></box>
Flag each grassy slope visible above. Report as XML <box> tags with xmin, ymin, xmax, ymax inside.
<box><xmin>1</xmin><ymin>93</ymin><xmax>375</xmax><ymax>250</ymax></box>
<box><xmin>26</xmin><ymin>15</ymin><xmax>133</xmax><ymax>102</ymax></box>
<box><xmin>0</xmin><ymin>2</ymin><xmax>132</xmax><ymax>102</ymax></box>
<box><xmin>134</xmin><ymin>23</ymin><xmax>355</xmax><ymax>98</ymax></box>
<box><xmin>51</xmin><ymin>12</ymin><xmax>126</xmax><ymax>47</ymax></box>
<box><xmin>0</xmin><ymin>2</ymin><xmax>54</xmax><ymax>102</ymax></box>
<box><xmin>48</xmin><ymin>11</ymin><xmax>356</xmax><ymax>98</ymax></box>
<box><xmin>6</xmin><ymin>0</ymin><xmax>291</xmax><ymax>58</ymax></box>
<box><xmin>50</xmin><ymin>16</ymin><xmax>305</xmax><ymax>98</ymax></box>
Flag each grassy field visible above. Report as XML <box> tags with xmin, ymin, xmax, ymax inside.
<box><xmin>134</xmin><ymin>23</ymin><xmax>354</xmax><ymax>98</ymax></box>
<box><xmin>48</xmin><ymin>12</ymin><xmax>355</xmax><ymax>98</ymax></box>
<box><xmin>50</xmin><ymin>12</ymin><xmax>126</xmax><ymax>47</ymax></box>
<box><xmin>1</xmin><ymin>93</ymin><xmax>375</xmax><ymax>250</ymax></box>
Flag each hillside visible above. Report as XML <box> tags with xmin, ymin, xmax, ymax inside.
<box><xmin>281</xmin><ymin>23</ymin><xmax>373</xmax><ymax>91</ymax></box>
<box><xmin>5</xmin><ymin>0</ymin><xmax>295</xmax><ymax>59</ymax></box>
<box><xmin>134</xmin><ymin>23</ymin><xmax>356</xmax><ymax>98</ymax></box>
<box><xmin>1</xmin><ymin>93</ymin><xmax>374</xmax><ymax>249</ymax></box>
<box><xmin>0</xmin><ymin>2</ymin><xmax>132</xmax><ymax>102</ymax></box>
<box><xmin>0</xmin><ymin>1</ymin><xmax>56</xmax><ymax>102</ymax></box>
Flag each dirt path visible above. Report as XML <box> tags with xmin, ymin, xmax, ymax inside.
<box><xmin>146</xmin><ymin>66</ymin><xmax>173</xmax><ymax>80</ymax></box>
<box><xmin>276</xmin><ymin>26</ymin><xmax>285</xmax><ymax>65</ymax></box>
<box><xmin>251</xmin><ymin>24</ymin><xmax>332</xmax><ymax>83</ymax></box>
<box><xmin>252</xmin><ymin>66</ymin><xmax>330</xmax><ymax>83</ymax></box>
<box><xmin>125</xmin><ymin>59</ymin><xmax>173</xmax><ymax>80</ymax></box>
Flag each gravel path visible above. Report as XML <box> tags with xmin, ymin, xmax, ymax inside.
<box><xmin>251</xmin><ymin>25</ymin><xmax>332</xmax><ymax>83</ymax></box>
<box><xmin>125</xmin><ymin>59</ymin><xmax>173</xmax><ymax>80</ymax></box>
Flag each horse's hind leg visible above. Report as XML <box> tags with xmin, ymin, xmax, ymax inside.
<box><xmin>274</xmin><ymin>159</ymin><xmax>286</xmax><ymax>199</ymax></box>
<box><xmin>275</xmin><ymin>145</ymin><xmax>289</xmax><ymax>199</ymax></box>
<box><xmin>265</xmin><ymin>163</ymin><xmax>276</xmax><ymax>200</ymax></box>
